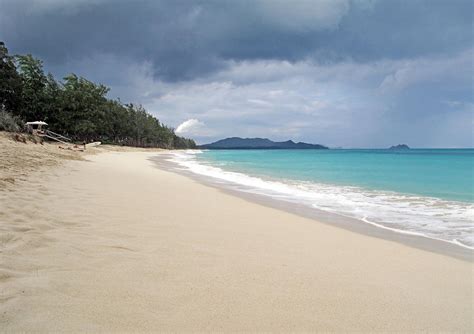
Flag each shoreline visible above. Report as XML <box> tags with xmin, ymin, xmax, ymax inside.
<box><xmin>151</xmin><ymin>152</ymin><xmax>473</xmax><ymax>262</ymax></box>
<box><xmin>1</xmin><ymin>149</ymin><xmax>472</xmax><ymax>331</ymax></box>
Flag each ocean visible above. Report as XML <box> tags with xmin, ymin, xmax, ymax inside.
<box><xmin>168</xmin><ymin>149</ymin><xmax>474</xmax><ymax>248</ymax></box>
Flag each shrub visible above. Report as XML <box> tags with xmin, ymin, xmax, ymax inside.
<box><xmin>0</xmin><ymin>107</ymin><xmax>23</xmax><ymax>132</ymax></box>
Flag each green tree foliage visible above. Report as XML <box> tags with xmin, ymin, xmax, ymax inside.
<box><xmin>16</xmin><ymin>54</ymin><xmax>49</xmax><ymax>121</ymax></box>
<box><xmin>0</xmin><ymin>42</ymin><xmax>22</xmax><ymax>114</ymax></box>
<box><xmin>0</xmin><ymin>41</ymin><xmax>196</xmax><ymax>149</ymax></box>
<box><xmin>58</xmin><ymin>74</ymin><xmax>109</xmax><ymax>140</ymax></box>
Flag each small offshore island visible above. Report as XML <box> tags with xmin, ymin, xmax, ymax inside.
<box><xmin>389</xmin><ymin>144</ymin><xmax>411</xmax><ymax>150</ymax></box>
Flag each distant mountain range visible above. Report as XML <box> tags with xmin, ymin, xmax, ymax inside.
<box><xmin>199</xmin><ymin>137</ymin><xmax>328</xmax><ymax>149</ymax></box>
<box><xmin>389</xmin><ymin>144</ymin><xmax>410</xmax><ymax>150</ymax></box>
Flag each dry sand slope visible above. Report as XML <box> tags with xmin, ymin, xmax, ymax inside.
<box><xmin>0</xmin><ymin>132</ymin><xmax>85</xmax><ymax>189</ymax></box>
<box><xmin>0</xmin><ymin>138</ymin><xmax>473</xmax><ymax>331</ymax></box>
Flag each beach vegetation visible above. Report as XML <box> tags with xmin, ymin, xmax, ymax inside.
<box><xmin>0</xmin><ymin>41</ymin><xmax>195</xmax><ymax>149</ymax></box>
<box><xmin>0</xmin><ymin>107</ymin><xmax>23</xmax><ymax>132</ymax></box>
<box><xmin>0</xmin><ymin>42</ymin><xmax>22</xmax><ymax>115</ymax></box>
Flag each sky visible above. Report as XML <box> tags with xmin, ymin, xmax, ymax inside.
<box><xmin>1</xmin><ymin>0</ymin><xmax>472</xmax><ymax>147</ymax></box>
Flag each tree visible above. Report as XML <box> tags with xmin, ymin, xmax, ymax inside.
<box><xmin>0</xmin><ymin>42</ymin><xmax>22</xmax><ymax>114</ymax></box>
<box><xmin>59</xmin><ymin>74</ymin><xmax>109</xmax><ymax>140</ymax></box>
<box><xmin>15</xmin><ymin>54</ymin><xmax>48</xmax><ymax>121</ymax></box>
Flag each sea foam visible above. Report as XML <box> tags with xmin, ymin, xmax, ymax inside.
<box><xmin>168</xmin><ymin>151</ymin><xmax>474</xmax><ymax>249</ymax></box>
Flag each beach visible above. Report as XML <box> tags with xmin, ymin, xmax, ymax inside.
<box><xmin>1</xmin><ymin>138</ymin><xmax>473</xmax><ymax>331</ymax></box>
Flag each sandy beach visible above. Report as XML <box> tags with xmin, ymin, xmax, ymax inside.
<box><xmin>0</xmin><ymin>138</ymin><xmax>473</xmax><ymax>331</ymax></box>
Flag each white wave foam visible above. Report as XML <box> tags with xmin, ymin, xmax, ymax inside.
<box><xmin>168</xmin><ymin>151</ymin><xmax>474</xmax><ymax>249</ymax></box>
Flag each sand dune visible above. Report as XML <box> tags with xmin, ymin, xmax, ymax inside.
<box><xmin>0</xmin><ymin>141</ymin><xmax>472</xmax><ymax>331</ymax></box>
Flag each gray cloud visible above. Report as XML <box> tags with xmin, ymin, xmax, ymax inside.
<box><xmin>2</xmin><ymin>0</ymin><xmax>472</xmax><ymax>81</ymax></box>
<box><xmin>0</xmin><ymin>0</ymin><xmax>472</xmax><ymax>147</ymax></box>
<box><xmin>106</xmin><ymin>51</ymin><xmax>469</xmax><ymax>147</ymax></box>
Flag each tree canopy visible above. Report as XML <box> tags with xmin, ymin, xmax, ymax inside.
<box><xmin>0</xmin><ymin>41</ymin><xmax>195</xmax><ymax>149</ymax></box>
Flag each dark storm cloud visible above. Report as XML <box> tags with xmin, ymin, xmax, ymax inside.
<box><xmin>1</xmin><ymin>0</ymin><xmax>472</xmax><ymax>81</ymax></box>
<box><xmin>1</xmin><ymin>0</ymin><xmax>223</xmax><ymax>80</ymax></box>
<box><xmin>320</xmin><ymin>0</ymin><xmax>473</xmax><ymax>61</ymax></box>
<box><xmin>0</xmin><ymin>0</ymin><xmax>472</xmax><ymax>147</ymax></box>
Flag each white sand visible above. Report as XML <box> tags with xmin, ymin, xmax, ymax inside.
<box><xmin>1</xmin><ymin>150</ymin><xmax>472</xmax><ymax>331</ymax></box>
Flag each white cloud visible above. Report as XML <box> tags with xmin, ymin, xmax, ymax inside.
<box><xmin>175</xmin><ymin>119</ymin><xmax>210</xmax><ymax>136</ymax></box>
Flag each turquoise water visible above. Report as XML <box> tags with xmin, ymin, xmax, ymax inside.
<box><xmin>169</xmin><ymin>149</ymin><xmax>474</xmax><ymax>248</ymax></box>
<box><xmin>197</xmin><ymin>149</ymin><xmax>474</xmax><ymax>202</ymax></box>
